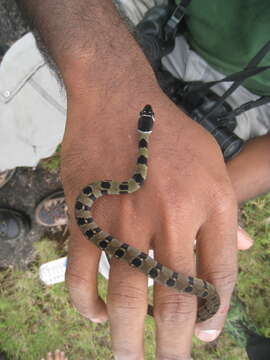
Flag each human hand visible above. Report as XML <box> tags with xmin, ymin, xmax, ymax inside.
<box><xmin>61</xmin><ymin>84</ymin><xmax>237</xmax><ymax>359</ymax></box>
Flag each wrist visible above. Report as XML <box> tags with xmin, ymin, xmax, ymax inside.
<box><xmin>62</xmin><ymin>48</ymin><xmax>157</xmax><ymax>101</ymax></box>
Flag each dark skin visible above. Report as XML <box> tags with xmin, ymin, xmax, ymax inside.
<box><xmin>17</xmin><ymin>1</ymin><xmax>270</xmax><ymax>358</ymax></box>
<box><xmin>227</xmin><ymin>134</ymin><xmax>270</xmax><ymax>204</ymax></box>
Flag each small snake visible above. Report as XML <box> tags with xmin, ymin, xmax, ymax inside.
<box><xmin>75</xmin><ymin>104</ymin><xmax>220</xmax><ymax>322</ymax></box>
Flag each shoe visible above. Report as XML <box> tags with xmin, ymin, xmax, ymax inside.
<box><xmin>0</xmin><ymin>169</ymin><xmax>16</xmax><ymax>189</ymax></box>
<box><xmin>246</xmin><ymin>332</ymin><xmax>270</xmax><ymax>360</ymax></box>
<box><xmin>35</xmin><ymin>191</ymin><xmax>68</xmax><ymax>227</ymax></box>
<box><xmin>0</xmin><ymin>208</ymin><xmax>30</xmax><ymax>241</ymax></box>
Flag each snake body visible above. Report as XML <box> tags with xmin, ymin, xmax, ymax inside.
<box><xmin>75</xmin><ymin>104</ymin><xmax>220</xmax><ymax>322</ymax></box>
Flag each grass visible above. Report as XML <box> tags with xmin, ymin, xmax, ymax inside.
<box><xmin>40</xmin><ymin>146</ymin><xmax>61</xmax><ymax>174</ymax></box>
<box><xmin>0</xmin><ymin>193</ymin><xmax>269</xmax><ymax>359</ymax></box>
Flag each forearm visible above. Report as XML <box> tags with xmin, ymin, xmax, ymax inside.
<box><xmin>227</xmin><ymin>134</ymin><xmax>270</xmax><ymax>204</ymax></box>
<box><xmin>16</xmin><ymin>0</ymin><xmax>157</xmax><ymax>95</ymax></box>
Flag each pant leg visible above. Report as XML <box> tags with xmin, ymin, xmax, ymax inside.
<box><xmin>0</xmin><ymin>32</ymin><xmax>67</xmax><ymax>171</ymax></box>
<box><xmin>115</xmin><ymin>0</ymin><xmax>167</xmax><ymax>25</ymax></box>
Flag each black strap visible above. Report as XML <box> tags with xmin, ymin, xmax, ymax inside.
<box><xmin>185</xmin><ymin>41</ymin><xmax>270</xmax><ymax>95</ymax></box>
<box><xmin>246</xmin><ymin>40</ymin><xmax>270</xmax><ymax>68</ymax></box>
<box><xmin>164</xmin><ymin>0</ymin><xmax>192</xmax><ymax>40</ymax></box>
<box><xmin>196</xmin><ymin>41</ymin><xmax>270</xmax><ymax>120</ymax></box>
<box><xmin>218</xmin><ymin>96</ymin><xmax>270</xmax><ymax>122</ymax></box>
<box><xmin>185</xmin><ymin>66</ymin><xmax>270</xmax><ymax>95</ymax></box>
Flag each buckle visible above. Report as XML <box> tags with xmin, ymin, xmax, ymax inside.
<box><xmin>164</xmin><ymin>2</ymin><xmax>189</xmax><ymax>40</ymax></box>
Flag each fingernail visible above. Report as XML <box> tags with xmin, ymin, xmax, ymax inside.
<box><xmin>89</xmin><ymin>313</ymin><xmax>108</xmax><ymax>323</ymax></box>
<box><xmin>238</xmin><ymin>226</ymin><xmax>253</xmax><ymax>250</ymax></box>
<box><xmin>195</xmin><ymin>329</ymin><xmax>220</xmax><ymax>342</ymax></box>
<box><xmin>91</xmin><ymin>317</ymin><xmax>106</xmax><ymax>323</ymax></box>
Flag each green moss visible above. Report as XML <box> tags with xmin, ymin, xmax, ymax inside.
<box><xmin>237</xmin><ymin>193</ymin><xmax>270</xmax><ymax>338</ymax></box>
<box><xmin>39</xmin><ymin>145</ymin><xmax>61</xmax><ymax>174</ymax></box>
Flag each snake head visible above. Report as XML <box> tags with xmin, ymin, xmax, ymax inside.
<box><xmin>138</xmin><ymin>104</ymin><xmax>155</xmax><ymax>132</ymax></box>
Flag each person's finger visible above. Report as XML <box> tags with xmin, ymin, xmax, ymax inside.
<box><xmin>237</xmin><ymin>225</ymin><xmax>253</xmax><ymax>250</ymax></box>
<box><xmin>195</xmin><ymin>207</ymin><xmax>238</xmax><ymax>342</ymax></box>
<box><xmin>153</xmin><ymin>216</ymin><xmax>199</xmax><ymax>359</ymax></box>
<box><xmin>106</xmin><ymin>197</ymin><xmax>152</xmax><ymax>359</ymax></box>
<box><xmin>46</xmin><ymin>353</ymin><xmax>53</xmax><ymax>360</ymax></box>
<box><xmin>66</xmin><ymin>218</ymin><xmax>107</xmax><ymax>322</ymax></box>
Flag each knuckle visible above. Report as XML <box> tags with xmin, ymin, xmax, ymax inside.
<box><xmin>65</xmin><ymin>272</ymin><xmax>96</xmax><ymax>317</ymax></box>
<box><xmin>154</xmin><ymin>294</ymin><xmax>196</xmax><ymax>323</ymax></box>
<box><xmin>108</xmin><ymin>283</ymin><xmax>147</xmax><ymax>315</ymax></box>
<box><xmin>210</xmin><ymin>184</ymin><xmax>237</xmax><ymax>215</ymax></box>
<box><xmin>65</xmin><ymin>268</ymin><xmax>89</xmax><ymax>290</ymax></box>
<box><xmin>203</xmin><ymin>268</ymin><xmax>237</xmax><ymax>290</ymax></box>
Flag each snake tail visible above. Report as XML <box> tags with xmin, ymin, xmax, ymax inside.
<box><xmin>75</xmin><ymin>104</ymin><xmax>220</xmax><ymax>322</ymax></box>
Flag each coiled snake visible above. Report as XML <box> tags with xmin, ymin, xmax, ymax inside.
<box><xmin>75</xmin><ymin>105</ymin><xmax>220</xmax><ymax>322</ymax></box>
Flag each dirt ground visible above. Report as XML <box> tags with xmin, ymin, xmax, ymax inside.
<box><xmin>0</xmin><ymin>1</ymin><xmax>65</xmax><ymax>268</ymax></box>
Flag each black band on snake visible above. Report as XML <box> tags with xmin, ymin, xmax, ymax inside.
<box><xmin>75</xmin><ymin>104</ymin><xmax>220</xmax><ymax>322</ymax></box>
